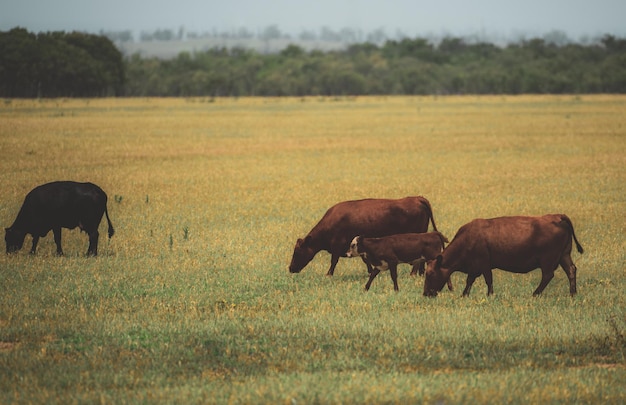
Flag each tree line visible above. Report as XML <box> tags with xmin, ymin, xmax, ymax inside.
<box><xmin>105</xmin><ymin>25</ymin><xmax>411</xmax><ymax>44</ymax></box>
<box><xmin>125</xmin><ymin>35</ymin><xmax>626</xmax><ymax>96</ymax></box>
<box><xmin>2</xmin><ymin>28</ymin><xmax>625</xmax><ymax>98</ymax></box>
<box><xmin>0</xmin><ymin>28</ymin><xmax>124</xmax><ymax>97</ymax></box>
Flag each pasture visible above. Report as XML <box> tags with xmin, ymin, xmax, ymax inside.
<box><xmin>0</xmin><ymin>95</ymin><xmax>624</xmax><ymax>403</ymax></box>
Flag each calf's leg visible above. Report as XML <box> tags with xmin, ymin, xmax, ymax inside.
<box><xmin>389</xmin><ymin>264</ymin><xmax>399</xmax><ymax>291</ymax></box>
<box><xmin>361</xmin><ymin>256</ymin><xmax>375</xmax><ymax>274</ymax></box>
<box><xmin>364</xmin><ymin>268</ymin><xmax>380</xmax><ymax>291</ymax></box>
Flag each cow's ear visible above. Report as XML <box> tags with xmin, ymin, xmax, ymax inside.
<box><xmin>435</xmin><ymin>255</ymin><xmax>443</xmax><ymax>269</ymax></box>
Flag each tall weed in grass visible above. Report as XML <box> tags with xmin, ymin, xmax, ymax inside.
<box><xmin>0</xmin><ymin>96</ymin><xmax>624</xmax><ymax>403</ymax></box>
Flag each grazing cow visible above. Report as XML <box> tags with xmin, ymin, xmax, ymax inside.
<box><xmin>289</xmin><ymin>196</ymin><xmax>441</xmax><ymax>276</ymax></box>
<box><xmin>423</xmin><ymin>214</ymin><xmax>584</xmax><ymax>297</ymax></box>
<box><xmin>346</xmin><ymin>232</ymin><xmax>453</xmax><ymax>292</ymax></box>
<box><xmin>5</xmin><ymin>181</ymin><xmax>115</xmax><ymax>256</ymax></box>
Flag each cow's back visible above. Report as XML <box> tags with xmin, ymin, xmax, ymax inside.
<box><xmin>315</xmin><ymin>197</ymin><xmax>431</xmax><ymax>250</ymax></box>
<box><xmin>448</xmin><ymin>215</ymin><xmax>573</xmax><ymax>272</ymax></box>
<box><xmin>322</xmin><ymin>197</ymin><xmax>429</xmax><ymax>234</ymax></box>
<box><xmin>14</xmin><ymin>181</ymin><xmax>106</xmax><ymax>232</ymax></box>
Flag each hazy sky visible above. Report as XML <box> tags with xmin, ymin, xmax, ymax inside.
<box><xmin>2</xmin><ymin>0</ymin><xmax>625</xmax><ymax>40</ymax></box>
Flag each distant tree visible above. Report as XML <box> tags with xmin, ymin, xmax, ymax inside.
<box><xmin>64</xmin><ymin>31</ymin><xmax>125</xmax><ymax>95</ymax></box>
<box><xmin>280</xmin><ymin>44</ymin><xmax>305</xmax><ymax>58</ymax></box>
<box><xmin>601</xmin><ymin>34</ymin><xmax>626</xmax><ymax>52</ymax></box>
<box><xmin>236</xmin><ymin>27</ymin><xmax>255</xmax><ymax>39</ymax></box>
<box><xmin>101</xmin><ymin>30</ymin><xmax>134</xmax><ymax>43</ymax></box>
<box><xmin>320</xmin><ymin>26</ymin><xmax>341</xmax><ymax>42</ymax></box>
<box><xmin>153</xmin><ymin>29</ymin><xmax>175</xmax><ymax>41</ymax></box>
<box><xmin>366</xmin><ymin>28</ymin><xmax>387</xmax><ymax>45</ymax></box>
<box><xmin>438</xmin><ymin>37</ymin><xmax>467</xmax><ymax>55</ymax></box>
<box><xmin>543</xmin><ymin>30</ymin><xmax>570</xmax><ymax>46</ymax></box>
<box><xmin>339</xmin><ymin>27</ymin><xmax>359</xmax><ymax>43</ymax></box>
<box><xmin>0</xmin><ymin>28</ymin><xmax>40</xmax><ymax>97</ymax></box>
<box><xmin>298</xmin><ymin>29</ymin><xmax>317</xmax><ymax>41</ymax></box>
<box><xmin>0</xmin><ymin>28</ymin><xmax>124</xmax><ymax>97</ymax></box>
<box><xmin>259</xmin><ymin>25</ymin><xmax>283</xmax><ymax>41</ymax></box>
<box><xmin>139</xmin><ymin>31</ymin><xmax>154</xmax><ymax>41</ymax></box>
<box><xmin>383</xmin><ymin>38</ymin><xmax>434</xmax><ymax>59</ymax></box>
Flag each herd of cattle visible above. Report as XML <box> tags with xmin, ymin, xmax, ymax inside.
<box><xmin>288</xmin><ymin>195</ymin><xmax>583</xmax><ymax>297</ymax></box>
<box><xmin>5</xmin><ymin>181</ymin><xmax>584</xmax><ymax>297</ymax></box>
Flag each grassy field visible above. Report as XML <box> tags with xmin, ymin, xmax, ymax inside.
<box><xmin>0</xmin><ymin>95</ymin><xmax>624</xmax><ymax>404</ymax></box>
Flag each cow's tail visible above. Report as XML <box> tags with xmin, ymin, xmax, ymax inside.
<box><xmin>560</xmin><ymin>215</ymin><xmax>583</xmax><ymax>254</ymax></box>
<box><xmin>420</xmin><ymin>197</ymin><xmax>440</xmax><ymax>233</ymax></box>
<box><xmin>105</xmin><ymin>206</ymin><xmax>115</xmax><ymax>239</ymax></box>
<box><xmin>436</xmin><ymin>231</ymin><xmax>450</xmax><ymax>246</ymax></box>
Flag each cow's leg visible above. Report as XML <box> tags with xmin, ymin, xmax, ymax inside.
<box><xmin>533</xmin><ymin>268</ymin><xmax>555</xmax><ymax>296</ymax></box>
<box><xmin>483</xmin><ymin>269</ymin><xmax>494</xmax><ymax>296</ymax></box>
<box><xmin>462</xmin><ymin>273</ymin><xmax>479</xmax><ymax>296</ymax></box>
<box><xmin>364</xmin><ymin>268</ymin><xmax>380</xmax><ymax>291</ymax></box>
<box><xmin>560</xmin><ymin>255</ymin><xmax>577</xmax><ymax>296</ymax></box>
<box><xmin>87</xmin><ymin>230</ymin><xmax>99</xmax><ymax>256</ymax></box>
<box><xmin>29</xmin><ymin>235</ymin><xmax>40</xmax><ymax>254</ymax></box>
<box><xmin>53</xmin><ymin>228</ymin><xmax>63</xmax><ymax>256</ymax></box>
<box><xmin>389</xmin><ymin>264</ymin><xmax>399</xmax><ymax>291</ymax></box>
<box><xmin>446</xmin><ymin>277</ymin><xmax>454</xmax><ymax>291</ymax></box>
<box><xmin>326</xmin><ymin>254</ymin><xmax>340</xmax><ymax>276</ymax></box>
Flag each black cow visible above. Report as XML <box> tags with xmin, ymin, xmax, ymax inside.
<box><xmin>289</xmin><ymin>196</ymin><xmax>441</xmax><ymax>276</ymax></box>
<box><xmin>423</xmin><ymin>214</ymin><xmax>584</xmax><ymax>297</ymax></box>
<box><xmin>5</xmin><ymin>181</ymin><xmax>115</xmax><ymax>256</ymax></box>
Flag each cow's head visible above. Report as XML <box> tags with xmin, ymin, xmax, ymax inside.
<box><xmin>5</xmin><ymin>227</ymin><xmax>25</xmax><ymax>254</ymax></box>
<box><xmin>423</xmin><ymin>255</ymin><xmax>448</xmax><ymax>297</ymax></box>
<box><xmin>289</xmin><ymin>236</ymin><xmax>316</xmax><ymax>273</ymax></box>
<box><xmin>346</xmin><ymin>236</ymin><xmax>363</xmax><ymax>258</ymax></box>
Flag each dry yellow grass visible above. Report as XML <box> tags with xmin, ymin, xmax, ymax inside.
<box><xmin>0</xmin><ymin>95</ymin><xmax>625</xmax><ymax>403</ymax></box>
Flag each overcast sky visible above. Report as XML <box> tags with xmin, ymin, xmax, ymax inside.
<box><xmin>1</xmin><ymin>0</ymin><xmax>625</xmax><ymax>41</ymax></box>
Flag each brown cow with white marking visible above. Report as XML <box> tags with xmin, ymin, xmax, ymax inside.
<box><xmin>347</xmin><ymin>232</ymin><xmax>453</xmax><ymax>292</ymax></box>
<box><xmin>289</xmin><ymin>197</ymin><xmax>442</xmax><ymax>276</ymax></box>
<box><xmin>423</xmin><ymin>214</ymin><xmax>583</xmax><ymax>297</ymax></box>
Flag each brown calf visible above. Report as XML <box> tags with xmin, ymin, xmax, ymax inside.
<box><xmin>347</xmin><ymin>232</ymin><xmax>452</xmax><ymax>292</ymax></box>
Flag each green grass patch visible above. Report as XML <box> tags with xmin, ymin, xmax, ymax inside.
<box><xmin>0</xmin><ymin>96</ymin><xmax>625</xmax><ymax>403</ymax></box>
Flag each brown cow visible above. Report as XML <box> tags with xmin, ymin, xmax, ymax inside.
<box><xmin>423</xmin><ymin>214</ymin><xmax>583</xmax><ymax>297</ymax></box>
<box><xmin>346</xmin><ymin>232</ymin><xmax>453</xmax><ymax>292</ymax></box>
<box><xmin>289</xmin><ymin>197</ymin><xmax>441</xmax><ymax>276</ymax></box>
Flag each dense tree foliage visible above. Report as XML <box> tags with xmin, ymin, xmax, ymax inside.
<box><xmin>125</xmin><ymin>35</ymin><xmax>626</xmax><ymax>96</ymax></box>
<box><xmin>2</xmin><ymin>28</ymin><xmax>625</xmax><ymax>97</ymax></box>
<box><xmin>0</xmin><ymin>28</ymin><xmax>124</xmax><ymax>97</ymax></box>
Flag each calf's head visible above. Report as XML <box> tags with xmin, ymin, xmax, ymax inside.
<box><xmin>346</xmin><ymin>236</ymin><xmax>363</xmax><ymax>258</ymax></box>
<box><xmin>423</xmin><ymin>255</ymin><xmax>448</xmax><ymax>297</ymax></box>
<box><xmin>5</xmin><ymin>227</ymin><xmax>25</xmax><ymax>254</ymax></box>
<box><xmin>289</xmin><ymin>236</ymin><xmax>316</xmax><ymax>273</ymax></box>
